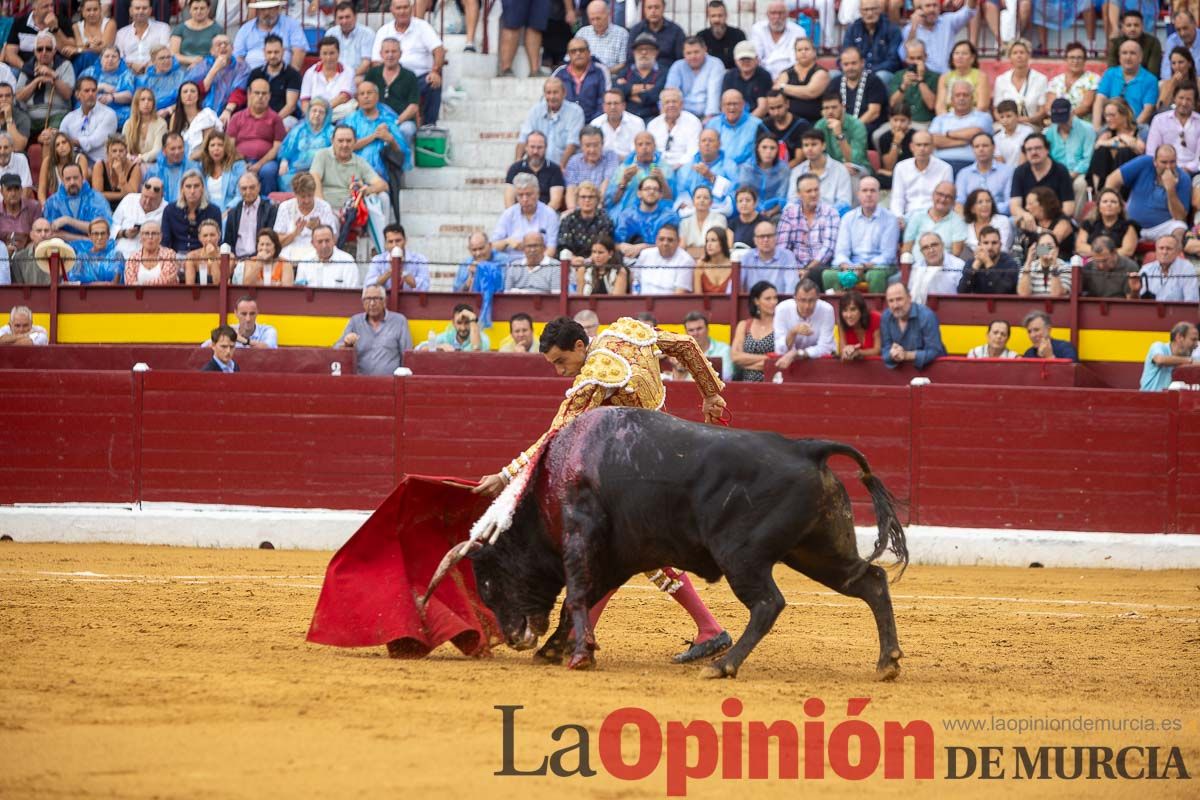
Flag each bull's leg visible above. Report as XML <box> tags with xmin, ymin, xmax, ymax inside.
<box><xmin>700</xmin><ymin>566</ymin><xmax>785</xmax><ymax>680</ymax></box>
<box><xmin>784</xmin><ymin>552</ymin><xmax>903</xmax><ymax>681</ymax></box>
<box><xmin>532</xmin><ymin>604</ymin><xmax>571</xmax><ymax>665</ymax></box>
<box><xmin>842</xmin><ymin>563</ymin><xmax>903</xmax><ymax>681</ymax></box>
<box><xmin>560</xmin><ymin>534</ymin><xmax>600</xmax><ymax>671</ymax></box>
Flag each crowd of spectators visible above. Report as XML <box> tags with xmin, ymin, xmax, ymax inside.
<box><xmin>1</xmin><ymin>0</ymin><xmax>1197</xmax><ymax>385</ymax></box>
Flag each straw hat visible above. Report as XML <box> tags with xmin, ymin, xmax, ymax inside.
<box><xmin>34</xmin><ymin>237</ymin><xmax>76</xmax><ymax>276</ymax></box>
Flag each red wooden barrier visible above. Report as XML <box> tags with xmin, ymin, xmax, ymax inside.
<box><xmin>0</xmin><ymin>345</ymin><xmax>355</xmax><ymax>374</ymax></box>
<box><xmin>0</xmin><ymin>371</ymin><xmax>136</xmax><ymax>504</ymax></box>
<box><xmin>0</xmin><ymin>370</ymin><xmax>1195</xmax><ymax>533</ymax></box>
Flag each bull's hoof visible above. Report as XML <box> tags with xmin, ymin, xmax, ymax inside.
<box><xmin>531</xmin><ymin>643</ymin><xmax>564</xmax><ymax>665</ymax></box>
<box><xmin>698</xmin><ymin>661</ymin><xmax>738</xmax><ymax>680</ymax></box>
<box><xmin>875</xmin><ymin>648</ymin><xmax>903</xmax><ymax>682</ymax></box>
<box><xmin>566</xmin><ymin>652</ymin><xmax>595</xmax><ymax>670</ymax></box>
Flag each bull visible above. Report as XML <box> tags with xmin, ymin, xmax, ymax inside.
<box><xmin>424</xmin><ymin>406</ymin><xmax>908</xmax><ymax>680</ymax></box>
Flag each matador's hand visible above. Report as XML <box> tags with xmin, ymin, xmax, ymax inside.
<box><xmin>702</xmin><ymin>394</ymin><xmax>727</xmax><ymax>425</ymax></box>
<box><xmin>472</xmin><ymin>472</ymin><xmax>507</xmax><ymax>497</ymax></box>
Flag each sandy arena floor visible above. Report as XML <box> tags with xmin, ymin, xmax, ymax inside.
<box><xmin>0</xmin><ymin>542</ymin><xmax>1198</xmax><ymax>799</ymax></box>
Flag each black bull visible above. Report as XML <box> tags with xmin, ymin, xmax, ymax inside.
<box><xmin>425</xmin><ymin>407</ymin><xmax>909</xmax><ymax>680</ymax></box>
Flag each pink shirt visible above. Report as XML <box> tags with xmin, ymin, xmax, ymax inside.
<box><xmin>226</xmin><ymin>109</ymin><xmax>286</xmax><ymax>163</ymax></box>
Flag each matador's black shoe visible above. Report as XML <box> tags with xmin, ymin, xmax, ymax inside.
<box><xmin>672</xmin><ymin>630</ymin><xmax>732</xmax><ymax>664</ymax></box>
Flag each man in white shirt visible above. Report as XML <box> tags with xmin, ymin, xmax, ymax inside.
<box><xmin>110</xmin><ymin>177</ymin><xmax>166</xmax><ymax>259</ymax></box>
<box><xmin>0</xmin><ymin>304</ymin><xmax>48</xmax><ymax>345</ymax></box>
<box><xmin>295</xmin><ymin>224</ymin><xmax>361</xmax><ymax>288</ymax></box>
<box><xmin>591</xmin><ymin>89</ymin><xmax>645</xmax><ymax>159</ymax></box>
<box><xmin>647</xmin><ymin>87</ymin><xmax>702</xmax><ymax>169</ymax></box>
<box><xmin>371</xmin><ymin>0</ymin><xmax>446</xmax><ymax>125</ymax></box>
<box><xmin>889</xmin><ymin>129</ymin><xmax>953</xmax><ymax>219</ymax></box>
<box><xmin>58</xmin><ymin>77</ymin><xmax>118</xmax><ymax>164</ymax></box>
<box><xmin>907</xmin><ymin>232</ymin><xmax>963</xmax><ymax>303</ymax></box>
<box><xmin>1137</xmin><ymin>235</ymin><xmax>1200</xmax><ymax>302</ymax></box>
<box><xmin>634</xmin><ymin>223</ymin><xmax>694</xmax><ymax>293</ymax></box>
<box><xmin>773</xmin><ymin>278</ymin><xmax>835</xmax><ymax>366</ymax></box>
<box><xmin>114</xmin><ymin>0</ymin><xmax>171</xmax><ymax>75</ymax></box>
<box><xmin>0</xmin><ymin>134</ymin><xmax>33</xmax><ymax>190</ymax></box>
<box><xmin>750</xmin><ymin>1</ymin><xmax>805</xmax><ymax>79</ymax></box>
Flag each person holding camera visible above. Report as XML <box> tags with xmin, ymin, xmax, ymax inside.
<box><xmin>1018</xmin><ymin>231</ymin><xmax>1072</xmax><ymax>298</ymax></box>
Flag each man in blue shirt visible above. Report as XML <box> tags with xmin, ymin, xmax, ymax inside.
<box><xmin>518</xmin><ymin>78</ymin><xmax>586</xmax><ymax>166</ymax></box>
<box><xmin>605</xmin><ymin>131</ymin><xmax>676</xmax><ymax>213</ymax></box>
<box><xmin>829</xmin><ymin>177</ymin><xmax>899</xmax><ymax>294</ymax></box>
<box><xmin>704</xmin><ymin>88</ymin><xmax>766</xmax><ymax>165</ymax></box>
<box><xmin>842</xmin><ymin>0</ymin><xmax>902</xmax><ymax>86</ymax></box>
<box><xmin>1106</xmin><ymin>146</ymin><xmax>1191</xmax><ymax>241</ymax></box>
<box><xmin>881</xmin><ymin>282</ymin><xmax>946</xmax><ymax>369</ymax></box>
<box><xmin>897</xmin><ymin>0</ymin><xmax>977</xmax><ymax>75</ymax></box>
<box><xmin>674</xmin><ymin>129</ymin><xmax>737</xmax><ymax>214</ymax></box>
<box><xmin>665</xmin><ymin>36</ymin><xmax>725</xmax><ymax>120</ymax></box>
<box><xmin>1094</xmin><ymin>39</ymin><xmax>1159</xmax><ymax>129</ymax></box>
<box><xmin>625</xmin><ymin>0</ymin><xmax>687</xmax><ymax>69</ymax></box>
<box><xmin>364</xmin><ymin>224</ymin><xmax>431</xmax><ymax>291</ymax></box>
<box><xmin>551</xmin><ymin>38</ymin><xmax>610</xmax><ymax>122</ymax></box>
<box><xmin>615</xmin><ymin>175</ymin><xmax>679</xmax><ymax>258</ymax></box>
<box><xmin>43</xmin><ymin>164</ymin><xmax>112</xmax><ymax>242</ymax></box>
<box><xmin>1022</xmin><ymin>310</ymin><xmax>1078</xmax><ymax>361</ymax></box>
<box><xmin>740</xmin><ymin>219</ymin><xmax>799</xmax><ymax>294</ymax></box>
<box><xmin>1140</xmin><ymin>322</ymin><xmax>1199</xmax><ymax>391</ymax></box>
<box><xmin>232</xmin><ymin>0</ymin><xmax>308</xmax><ymax>71</ymax></box>
<box><xmin>955</xmin><ymin>133</ymin><xmax>1013</xmax><ymax>214</ymax></box>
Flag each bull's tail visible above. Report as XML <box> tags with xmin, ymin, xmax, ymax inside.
<box><xmin>808</xmin><ymin>441</ymin><xmax>909</xmax><ymax>581</ymax></box>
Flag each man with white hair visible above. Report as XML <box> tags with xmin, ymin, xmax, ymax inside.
<box><xmin>929</xmin><ymin>79</ymin><xmax>993</xmax><ymax>171</ymax></box>
<box><xmin>0</xmin><ymin>305</ymin><xmax>47</xmax><ymax>345</ymax></box>
<box><xmin>906</xmin><ymin>231</ymin><xmax>963</xmax><ymax>303</ymax></box>
<box><xmin>577</xmin><ymin>1</ymin><xmax>629</xmax><ymax>75</ymax></box>
<box><xmin>14</xmin><ymin>32</ymin><xmax>74</xmax><ymax>136</ymax></box>
<box><xmin>647</xmin><ymin>87</ymin><xmax>702</xmax><ymax>169</ymax></box>
<box><xmin>616</xmin><ymin>32</ymin><xmax>669</xmax><ymax>123</ymax></box>
<box><xmin>750</xmin><ymin>1</ymin><xmax>805</xmax><ymax>79</ymax></box>
<box><xmin>573</xmin><ymin>308</ymin><xmax>600</xmax><ymax>338</ymax></box>
<box><xmin>492</xmin><ymin>173</ymin><xmax>560</xmax><ymax>257</ymax></box>
<box><xmin>111</xmin><ymin>176</ymin><xmax>167</xmax><ymax>259</ymax></box>
<box><xmin>335</xmin><ymin>284</ymin><xmax>414</xmax><ymax>376</ymax></box>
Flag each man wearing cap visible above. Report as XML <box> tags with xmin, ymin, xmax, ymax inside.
<box><xmin>9</xmin><ymin>218</ymin><xmax>51</xmax><ymax>284</ymax></box>
<box><xmin>722</xmin><ymin>41</ymin><xmax>771</xmax><ymax>119</ymax></box>
<box><xmin>577</xmin><ymin>1</ymin><xmax>629</xmax><ymax>76</ymax></box>
<box><xmin>1045</xmin><ymin>96</ymin><xmax>1095</xmax><ymax>216</ymax></box>
<box><xmin>373</xmin><ymin>0</ymin><xmax>446</xmax><ymax>126</ymax></box>
<box><xmin>1147</xmin><ymin>82</ymin><xmax>1200</xmax><ymax>180</ymax></box>
<box><xmin>616</xmin><ymin>33</ymin><xmax>668</xmax><ymax>123</ymax></box>
<box><xmin>697</xmin><ymin>0</ymin><xmax>746</xmax><ymax>70</ymax></box>
<box><xmin>233</xmin><ymin>0</ymin><xmax>308</xmax><ymax>71</ymax></box>
<box><xmin>0</xmin><ymin>173</ymin><xmax>39</xmax><ymax>252</ymax></box>
<box><xmin>0</xmin><ymin>305</ymin><xmax>48</xmax><ymax>345</ymax></box>
<box><xmin>111</xmin><ymin>177</ymin><xmax>166</xmax><ymax>259</ymax></box>
<box><xmin>43</xmin><ymin>163</ymin><xmax>111</xmax><ymax>243</ymax></box>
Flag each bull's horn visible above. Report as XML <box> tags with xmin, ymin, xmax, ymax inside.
<box><xmin>419</xmin><ymin>539</ymin><xmax>483</xmax><ymax>610</ymax></box>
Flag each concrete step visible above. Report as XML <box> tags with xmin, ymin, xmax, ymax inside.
<box><xmin>450</xmin><ymin>76</ymin><xmax>546</xmax><ymax>100</ymax></box>
<box><xmin>399</xmin><ymin>210</ymin><xmax>496</xmax><ymax>237</ymax></box>
<box><xmin>440</xmin><ymin>139</ymin><xmax>524</xmax><ymax>164</ymax></box>
<box><xmin>427</xmin><ymin>120</ymin><xmax>522</xmax><ymax>139</ymax></box>
<box><xmin>404</xmin><ymin>189</ymin><xmax>507</xmax><ymax>214</ymax></box>
<box><xmin>402</xmin><ymin>165</ymin><xmax>506</xmax><ymax>190</ymax></box>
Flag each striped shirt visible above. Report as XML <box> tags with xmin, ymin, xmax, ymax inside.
<box><xmin>564</xmin><ymin>150</ymin><xmax>620</xmax><ymax>187</ymax></box>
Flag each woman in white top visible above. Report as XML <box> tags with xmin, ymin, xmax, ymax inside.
<box><xmin>679</xmin><ymin>185</ymin><xmax>729</xmax><ymax>260</ymax></box>
<box><xmin>962</xmin><ymin>188</ymin><xmax>1013</xmax><ymax>256</ymax></box>
<box><xmin>1045</xmin><ymin>41</ymin><xmax>1098</xmax><ymax>121</ymax></box>
<box><xmin>58</xmin><ymin>0</ymin><xmax>114</xmax><ymax>72</ymax></box>
<box><xmin>992</xmin><ymin>39</ymin><xmax>1049</xmax><ymax>127</ymax></box>
<box><xmin>123</xmin><ymin>87</ymin><xmax>168</xmax><ymax>164</ymax></box>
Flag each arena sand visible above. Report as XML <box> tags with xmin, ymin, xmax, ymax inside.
<box><xmin>1</xmin><ymin>542</ymin><xmax>1197</xmax><ymax>799</ymax></box>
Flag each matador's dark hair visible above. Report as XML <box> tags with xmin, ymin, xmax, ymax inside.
<box><xmin>539</xmin><ymin>316</ymin><xmax>588</xmax><ymax>353</ymax></box>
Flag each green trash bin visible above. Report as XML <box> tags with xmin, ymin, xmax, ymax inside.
<box><xmin>415</xmin><ymin>126</ymin><xmax>450</xmax><ymax>168</ymax></box>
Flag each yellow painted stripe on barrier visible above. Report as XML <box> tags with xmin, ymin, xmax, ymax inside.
<box><xmin>1079</xmin><ymin>329</ymin><xmax>1167</xmax><ymax>363</ymax></box>
<box><xmin>57</xmin><ymin>314</ymin><xmax>218</xmax><ymax>344</ymax></box>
